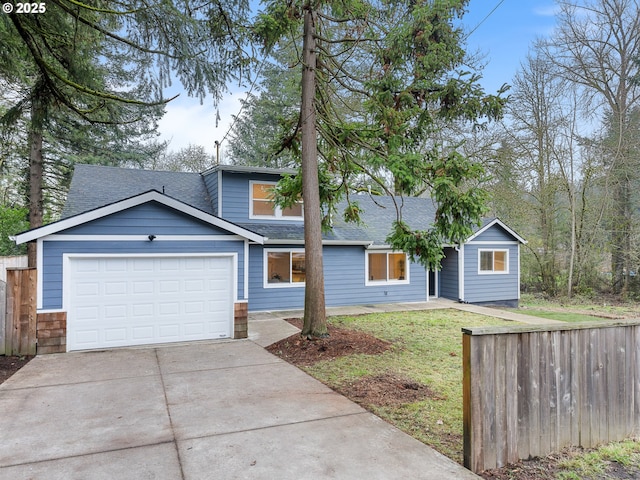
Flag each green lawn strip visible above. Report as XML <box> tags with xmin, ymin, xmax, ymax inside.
<box><xmin>519</xmin><ymin>294</ymin><xmax>640</xmax><ymax>320</ymax></box>
<box><xmin>303</xmin><ymin>309</ymin><xmax>512</xmax><ymax>464</ymax></box>
<box><xmin>556</xmin><ymin>440</ymin><xmax>640</xmax><ymax>480</ymax></box>
<box><xmin>516</xmin><ymin>309</ymin><xmax>609</xmax><ymax>323</ymax></box>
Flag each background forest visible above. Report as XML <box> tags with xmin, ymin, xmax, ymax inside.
<box><xmin>1</xmin><ymin>0</ymin><xmax>639</xmax><ymax>300</ymax></box>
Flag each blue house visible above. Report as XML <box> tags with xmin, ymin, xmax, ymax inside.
<box><xmin>14</xmin><ymin>164</ymin><xmax>526</xmax><ymax>352</ymax></box>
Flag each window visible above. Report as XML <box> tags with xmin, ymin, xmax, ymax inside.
<box><xmin>366</xmin><ymin>252</ymin><xmax>409</xmax><ymax>285</ymax></box>
<box><xmin>479</xmin><ymin>249</ymin><xmax>508</xmax><ymax>274</ymax></box>
<box><xmin>265</xmin><ymin>250</ymin><xmax>305</xmax><ymax>287</ymax></box>
<box><xmin>250</xmin><ymin>182</ymin><xmax>303</xmax><ymax>219</ymax></box>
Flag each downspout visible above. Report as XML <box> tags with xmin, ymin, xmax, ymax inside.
<box><xmin>455</xmin><ymin>243</ymin><xmax>465</xmax><ymax>302</ymax></box>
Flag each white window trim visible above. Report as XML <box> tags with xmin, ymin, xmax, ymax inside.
<box><xmin>478</xmin><ymin>248</ymin><xmax>509</xmax><ymax>275</ymax></box>
<box><xmin>263</xmin><ymin>248</ymin><xmax>306</xmax><ymax>288</ymax></box>
<box><xmin>365</xmin><ymin>251</ymin><xmax>410</xmax><ymax>286</ymax></box>
<box><xmin>249</xmin><ymin>180</ymin><xmax>303</xmax><ymax>220</ymax></box>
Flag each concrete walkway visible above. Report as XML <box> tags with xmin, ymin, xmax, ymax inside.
<box><xmin>249</xmin><ymin>298</ymin><xmax>562</xmax><ymax>346</ymax></box>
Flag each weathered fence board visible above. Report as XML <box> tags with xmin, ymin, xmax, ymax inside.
<box><xmin>5</xmin><ymin>268</ymin><xmax>37</xmax><ymax>356</ymax></box>
<box><xmin>0</xmin><ymin>256</ymin><xmax>28</xmax><ymax>283</ymax></box>
<box><xmin>463</xmin><ymin>320</ymin><xmax>640</xmax><ymax>474</ymax></box>
<box><xmin>0</xmin><ymin>280</ymin><xmax>5</xmax><ymax>355</ymax></box>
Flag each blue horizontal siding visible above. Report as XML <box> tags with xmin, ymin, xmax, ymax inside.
<box><xmin>221</xmin><ymin>171</ymin><xmax>304</xmax><ymax>225</ymax></box>
<box><xmin>440</xmin><ymin>247</ymin><xmax>459</xmax><ymax>300</ymax></box>
<box><xmin>463</xmin><ymin>243</ymin><xmax>519</xmax><ymax>303</ymax></box>
<box><xmin>247</xmin><ymin>245</ymin><xmax>426</xmax><ymax>311</ymax></box>
<box><xmin>41</xmin><ymin>240</ymin><xmax>245</xmax><ymax>309</ymax></box>
<box><xmin>473</xmin><ymin>225</ymin><xmax>517</xmax><ymax>242</ymax></box>
<box><xmin>63</xmin><ymin>203</ymin><xmax>232</xmax><ymax>236</ymax></box>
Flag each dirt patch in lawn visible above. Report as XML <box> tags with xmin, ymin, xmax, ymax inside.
<box><xmin>266</xmin><ymin>318</ymin><xmax>439</xmax><ymax>407</ymax></box>
<box><xmin>0</xmin><ymin>355</ymin><xmax>33</xmax><ymax>385</ymax></box>
<box><xmin>338</xmin><ymin>372</ymin><xmax>441</xmax><ymax>407</ymax></box>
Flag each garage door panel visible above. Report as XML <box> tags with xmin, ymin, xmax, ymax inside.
<box><xmin>160</xmin><ymin>280</ymin><xmax>180</xmax><ymax>293</ymax></box>
<box><xmin>159</xmin><ymin>325</ymin><xmax>179</xmax><ymax>338</ymax></box>
<box><xmin>105</xmin><ymin>281</ymin><xmax>127</xmax><ymax>295</ymax></box>
<box><xmin>67</xmin><ymin>256</ymin><xmax>234</xmax><ymax>351</ymax></box>
<box><xmin>105</xmin><ymin>259</ymin><xmax>127</xmax><ymax>272</ymax></box>
<box><xmin>105</xmin><ymin>328</ymin><xmax>127</xmax><ymax>342</ymax></box>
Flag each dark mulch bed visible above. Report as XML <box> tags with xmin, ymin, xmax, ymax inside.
<box><xmin>0</xmin><ymin>355</ymin><xmax>33</xmax><ymax>385</ymax></box>
<box><xmin>266</xmin><ymin>317</ymin><xmax>392</xmax><ymax>366</ymax></box>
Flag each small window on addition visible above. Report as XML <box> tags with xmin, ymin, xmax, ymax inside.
<box><xmin>479</xmin><ymin>250</ymin><xmax>508</xmax><ymax>274</ymax></box>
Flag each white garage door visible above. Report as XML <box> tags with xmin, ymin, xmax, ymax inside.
<box><xmin>66</xmin><ymin>255</ymin><xmax>234</xmax><ymax>351</ymax></box>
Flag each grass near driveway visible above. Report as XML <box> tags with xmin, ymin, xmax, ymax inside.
<box><xmin>295</xmin><ymin>305</ymin><xmax>640</xmax><ymax>478</ymax></box>
<box><xmin>515</xmin><ymin>309</ymin><xmax>609</xmax><ymax>323</ymax></box>
<box><xmin>302</xmin><ymin>309</ymin><xmax>511</xmax><ymax>463</ymax></box>
<box><xmin>518</xmin><ymin>294</ymin><xmax>640</xmax><ymax>322</ymax></box>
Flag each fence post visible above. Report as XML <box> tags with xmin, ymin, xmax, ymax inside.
<box><xmin>6</xmin><ymin>268</ymin><xmax>37</xmax><ymax>356</ymax></box>
<box><xmin>0</xmin><ymin>280</ymin><xmax>6</xmax><ymax>355</ymax></box>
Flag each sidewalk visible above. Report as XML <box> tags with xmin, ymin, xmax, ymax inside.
<box><xmin>249</xmin><ymin>298</ymin><xmax>562</xmax><ymax>346</ymax></box>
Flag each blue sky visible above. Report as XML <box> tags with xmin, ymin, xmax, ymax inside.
<box><xmin>158</xmin><ymin>0</ymin><xmax>559</xmax><ymax>157</ymax></box>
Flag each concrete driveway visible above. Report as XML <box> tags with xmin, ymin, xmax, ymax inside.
<box><xmin>0</xmin><ymin>339</ymin><xmax>479</xmax><ymax>479</ymax></box>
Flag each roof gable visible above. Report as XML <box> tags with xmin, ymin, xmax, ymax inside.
<box><xmin>15</xmin><ymin>190</ymin><xmax>265</xmax><ymax>244</ymax></box>
<box><xmin>467</xmin><ymin>218</ymin><xmax>527</xmax><ymax>244</ymax></box>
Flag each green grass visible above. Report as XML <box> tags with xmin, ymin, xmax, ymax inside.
<box><xmin>556</xmin><ymin>440</ymin><xmax>640</xmax><ymax>479</ymax></box>
<box><xmin>296</xmin><ymin>305</ymin><xmax>640</xmax><ymax>478</ymax></box>
<box><xmin>302</xmin><ymin>309</ymin><xmax>511</xmax><ymax>463</ymax></box>
<box><xmin>520</xmin><ymin>294</ymin><xmax>640</xmax><ymax>320</ymax></box>
<box><xmin>516</xmin><ymin>309</ymin><xmax>608</xmax><ymax>323</ymax></box>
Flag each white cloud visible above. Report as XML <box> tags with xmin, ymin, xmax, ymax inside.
<box><xmin>158</xmin><ymin>90</ymin><xmax>245</xmax><ymax>156</ymax></box>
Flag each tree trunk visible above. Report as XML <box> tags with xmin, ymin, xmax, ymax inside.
<box><xmin>300</xmin><ymin>4</ymin><xmax>327</xmax><ymax>338</ymax></box>
<box><xmin>301</xmin><ymin>6</ymin><xmax>327</xmax><ymax>338</ymax></box>
<box><xmin>27</xmin><ymin>90</ymin><xmax>46</xmax><ymax>268</ymax></box>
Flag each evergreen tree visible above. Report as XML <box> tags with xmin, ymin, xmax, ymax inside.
<box><xmin>0</xmin><ymin>0</ymin><xmax>250</xmax><ymax>265</ymax></box>
<box><xmin>254</xmin><ymin>0</ymin><xmax>506</xmax><ymax>337</ymax></box>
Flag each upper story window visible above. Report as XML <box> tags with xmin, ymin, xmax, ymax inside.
<box><xmin>366</xmin><ymin>251</ymin><xmax>409</xmax><ymax>285</ymax></box>
<box><xmin>250</xmin><ymin>181</ymin><xmax>303</xmax><ymax>220</ymax></box>
<box><xmin>479</xmin><ymin>249</ymin><xmax>509</xmax><ymax>274</ymax></box>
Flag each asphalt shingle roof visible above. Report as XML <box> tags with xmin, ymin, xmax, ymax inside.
<box><xmin>62</xmin><ymin>164</ymin><xmax>213</xmax><ymax>218</ymax></box>
<box><xmin>62</xmin><ymin>164</ymin><xmax>492</xmax><ymax>246</ymax></box>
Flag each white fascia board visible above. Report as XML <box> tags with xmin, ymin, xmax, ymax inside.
<box><xmin>44</xmin><ymin>234</ymin><xmax>245</xmax><ymax>242</ymax></box>
<box><xmin>264</xmin><ymin>239</ymin><xmax>373</xmax><ymax>246</ymax></box>
<box><xmin>14</xmin><ymin>190</ymin><xmax>265</xmax><ymax>245</ymax></box>
<box><xmin>465</xmin><ymin>218</ymin><xmax>528</xmax><ymax>245</ymax></box>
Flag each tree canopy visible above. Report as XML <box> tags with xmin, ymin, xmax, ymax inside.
<box><xmin>250</xmin><ymin>0</ymin><xmax>506</xmax><ymax>336</ymax></box>
<box><xmin>0</xmin><ymin>0</ymin><xmax>252</xmax><ymax>264</ymax></box>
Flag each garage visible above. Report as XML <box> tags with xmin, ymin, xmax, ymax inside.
<box><xmin>65</xmin><ymin>254</ymin><xmax>235</xmax><ymax>351</ymax></box>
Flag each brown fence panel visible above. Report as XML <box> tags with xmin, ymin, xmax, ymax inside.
<box><xmin>5</xmin><ymin>268</ymin><xmax>37</xmax><ymax>356</ymax></box>
<box><xmin>0</xmin><ymin>280</ymin><xmax>5</xmax><ymax>355</ymax></box>
<box><xmin>463</xmin><ymin>320</ymin><xmax>640</xmax><ymax>474</ymax></box>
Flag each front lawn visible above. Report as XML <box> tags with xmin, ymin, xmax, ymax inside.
<box><xmin>269</xmin><ymin>306</ymin><xmax>640</xmax><ymax>479</ymax></box>
<box><xmin>292</xmin><ymin>309</ymin><xmax>510</xmax><ymax>463</ymax></box>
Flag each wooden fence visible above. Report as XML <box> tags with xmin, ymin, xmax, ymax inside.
<box><xmin>4</xmin><ymin>268</ymin><xmax>37</xmax><ymax>356</ymax></box>
<box><xmin>0</xmin><ymin>255</ymin><xmax>28</xmax><ymax>283</ymax></box>
<box><xmin>0</xmin><ymin>280</ymin><xmax>5</xmax><ymax>355</ymax></box>
<box><xmin>463</xmin><ymin>320</ymin><xmax>640</xmax><ymax>473</ymax></box>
